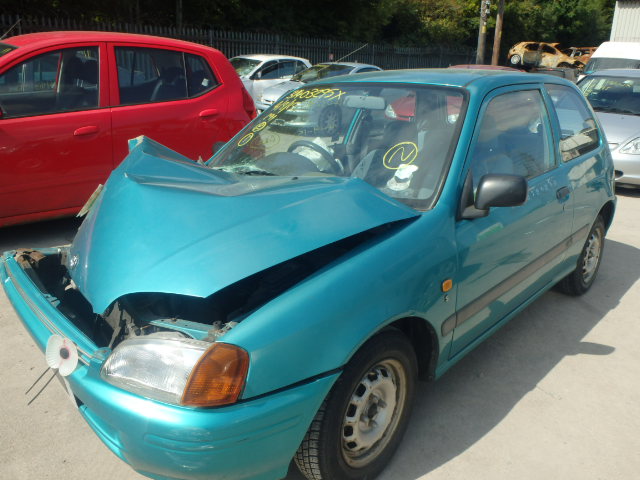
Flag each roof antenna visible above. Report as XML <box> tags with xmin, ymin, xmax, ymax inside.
<box><xmin>1</xmin><ymin>17</ymin><xmax>21</xmax><ymax>40</ymax></box>
<box><xmin>316</xmin><ymin>43</ymin><xmax>369</xmax><ymax>75</ymax></box>
<box><xmin>333</xmin><ymin>43</ymin><xmax>369</xmax><ymax>64</ymax></box>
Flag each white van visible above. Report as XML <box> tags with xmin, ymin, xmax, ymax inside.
<box><xmin>583</xmin><ymin>41</ymin><xmax>640</xmax><ymax>75</ymax></box>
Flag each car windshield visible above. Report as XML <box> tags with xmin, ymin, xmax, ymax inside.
<box><xmin>209</xmin><ymin>83</ymin><xmax>466</xmax><ymax>210</ymax></box>
<box><xmin>0</xmin><ymin>43</ymin><xmax>16</xmax><ymax>57</ymax></box>
<box><xmin>579</xmin><ymin>75</ymin><xmax>640</xmax><ymax>115</ymax></box>
<box><xmin>584</xmin><ymin>57</ymin><xmax>640</xmax><ymax>74</ymax></box>
<box><xmin>230</xmin><ymin>57</ymin><xmax>261</xmax><ymax>76</ymax></box>
<box><xmin>291</xmin><ymin>64</ymin><xmax>355</xmax><ymax>83</ymax></box>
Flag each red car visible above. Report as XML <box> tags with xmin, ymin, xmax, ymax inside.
<box><xmin>0</xmin><ymin>31</ymin><xmax>255</xmax><ymax>227</ymax></box>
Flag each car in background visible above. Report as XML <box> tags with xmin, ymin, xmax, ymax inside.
<box><xmin>579</xmin><ymin>68</ymin><xmax>640</xmax><ymax>187</ymax></box>
<box><xmin>583</xmin><ymin>41</ymin><xmax>640</xmax><ymax>76</ymax></box>
<box><xmin>256</xmin><ymin>61</ymin><xmax>382</xmax><ymax>134</ymax></box>
<box><xmin>508</xmin><ymin>41</ymin><xmax>594</xmax><ymax>70</ymax></box>
<box><xmin>230</xmin><ymin>54</ymin><xmax>311</xmax><ymax>106</ymax></box>
<box><xmin>0</xmin><ymin>31</ymin><xmax>255</xmax><ymax>227</ymax></box>
<box><xmin>1</xmin><ymin>69</ymin><xmax>615</xmax><ymax>480</ymax></box>
<box><xmin>256</xmin><ymin>61</ymin><xmax>382</xmax><ymax>112</ymax></box>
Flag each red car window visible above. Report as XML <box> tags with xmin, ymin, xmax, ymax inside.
<box><xmin>0</xmin><ymin>47</ymin><xmax>99</xmax><ymax>118</ymax></box>
<box><xmin>185</xmin><ymin>53</ymin><xmax>218</xmax><ymax>97</ymax></box>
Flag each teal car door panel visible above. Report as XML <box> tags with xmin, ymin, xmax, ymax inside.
<box><xmin>451</xmin><ymin>87</ymin><xmax>573</xmax><ymax>357</ymax></box>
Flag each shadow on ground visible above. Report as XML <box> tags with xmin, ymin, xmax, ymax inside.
<box><xmin>286</xmin><ymin>237</ymin><xmax>639</xmax><ymax>479</ymax></box>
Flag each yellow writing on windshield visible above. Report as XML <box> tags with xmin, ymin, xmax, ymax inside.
<box><xmin>383</xmin><ymin>142</ymin><xmax>419</xmax><ymax>169</ymax></box>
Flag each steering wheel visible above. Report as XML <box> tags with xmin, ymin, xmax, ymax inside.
<box><xmin>287</xmin><ymin>140</ymin><xmax>342</xmax><ymax>174</ymax></box>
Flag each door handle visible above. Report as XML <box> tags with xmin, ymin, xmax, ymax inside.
<box><xmin>556</xmin><ymin>186</ymin><xmax>571</xmax><ymax>200</ymax></box>
<box><xmin>73</xmin><ymin>126</ymin><xmax>99</xmax><ymax>136</ymax></box>
<box><xmin>199</xmin><ymin>109</ymin><xmax>219</xmax><ymax>118</ymax></box>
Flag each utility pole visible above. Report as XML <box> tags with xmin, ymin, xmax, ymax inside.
<box><xmin>491</xmin><ymin>0</ymin><xmax>506</xmax><ymax>65</ymax></box>
<box><xmin>475</xmin><ymin>0</ymin><xmax>491</xmax><ymax>64</ymax></box>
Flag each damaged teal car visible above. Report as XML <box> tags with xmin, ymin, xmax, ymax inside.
<box><xmin>1</xmin><ymin>70</ymin><xmax>615</xmax><ymax>480</ymax></box>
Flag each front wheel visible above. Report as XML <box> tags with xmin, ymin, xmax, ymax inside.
<box><xmin>557</xmin><ymin>215</ymin><xmax>605</xmax><ymax>296</ymax></box>
<box><xmin>295</xmin><ymin>331</ymin><xmax>417</xmax><ymax>480</ymax></box>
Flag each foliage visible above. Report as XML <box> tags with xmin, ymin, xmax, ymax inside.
<box><xmin>10</xmin><ymin>0</ymin><xmax>615</xmax><ymax>59</ymax></box>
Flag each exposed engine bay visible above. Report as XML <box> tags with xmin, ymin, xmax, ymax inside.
<box><xmin>13</xmin><ymin>223</ymin><xmax>398</xmax><ymax>350</ymax></box>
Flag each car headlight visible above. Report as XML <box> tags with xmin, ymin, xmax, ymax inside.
<box><xmin>619</xmin><ymin>137</ymin><xmax>640</xmax><ymax>154</ymax></box>
<box><xmin>101</xmin><ymin>334</ymin><xmax>249</xmax><ymax>407</ymax></box>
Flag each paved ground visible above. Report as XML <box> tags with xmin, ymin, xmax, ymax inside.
<box><xmin>1</xmin><ymin>188</ymin><xmax>639</xmax><ymax>480</ymax></box>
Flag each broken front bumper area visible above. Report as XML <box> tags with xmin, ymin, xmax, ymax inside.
<box><xmin>1</xmin><ymin>250</ymin><xmax>337</xmax><ymax>480</ymax></box>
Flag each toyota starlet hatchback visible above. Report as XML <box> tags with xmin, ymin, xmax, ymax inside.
<box><xmin>1</xmin><ymin>69</ymin><xmax>615</xmax><ymax>480</ymax></box>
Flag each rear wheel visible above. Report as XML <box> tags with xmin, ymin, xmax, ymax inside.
<box><xmin>295</xmin><ymin>331</ymin><xmax>417</xmax><ymax>480</ymax></box>
<box><xmin>557</xmin><ymin>215</ymin><xmax>605</xmax><ymax>296</ymax></box>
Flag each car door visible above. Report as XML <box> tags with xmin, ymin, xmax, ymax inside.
<box><xmin>0</xmin><ymin>43</ymin><xmax>111</xmax><ymax>223</ymax></box>
<box><xmin>108</xmin><ymin>43</ymin><xmax>229</xmax><ymax>163</ymax></box>
<box><xmin>450</xmin><ymin>86</ymin><xmax>574</xmax><ymax>357</ymax></box>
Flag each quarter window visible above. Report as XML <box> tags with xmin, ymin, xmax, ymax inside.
<box><xmin>470</xmin><ymin>90</ymin><xmax>553</xmax><ymax>187</ymax></box>
<box><xmin>185</xmin><ymin>54</ymin><xmax>217</xmax><ymax>97</ymax></box>
<box><xmin>0</xmin><ymin>47</ymin><xmax>99</xmax><ymax>118</ymax></box>
<box><xmin>546</xmin><ymin>84</ymin><xmax>599</xmax><ymax>162</ymax></box>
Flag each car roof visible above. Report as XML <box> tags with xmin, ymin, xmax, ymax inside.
<box><xmin>3</xmin><ymin>31</ymin><xmax>217</xmax><ymax>53</ymax></box>
<box><xmin>232</xmin><ymin>54</ymin><xmax>309</xmax><ymax>62</ymax></box>
<box><xmin>583</xmin><ymin>68</ymin><xmax>640</xmax><ymax>78</ymax></box>
<box><xmin>309</xmin><ymin>68</ymin><xmax>574</xmax><ymax>90</ymax></box>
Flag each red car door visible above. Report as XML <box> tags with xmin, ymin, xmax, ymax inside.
<box><xmin>108</xmin><ymin>42</ymin><xmax>233</xmax><ymax>163</ymax></box>
<box><xmin>0</xmin><ymin>43</ymin><xmax>112</xmax><ymax>225</ymax></box>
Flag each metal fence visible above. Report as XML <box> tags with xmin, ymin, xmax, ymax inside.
<box><xmin>1</xmin><ymin>14</ymin><xmax>476</xmax><ymax>69</ymax></box>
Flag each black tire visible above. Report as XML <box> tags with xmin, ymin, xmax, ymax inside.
<box><xmin>318</xmin><ymin>106</ymin><xmax>341</xmax><ymax>136</ymax></box>
<box><xmin>295</xmin><ymin>331</ymin><xmax>417</xmax><ymax>480</ymax></box>
<box><xmin>557</xmin><ymin>215</ymin><xmax>605</xmax><ymax>296</ymax></box>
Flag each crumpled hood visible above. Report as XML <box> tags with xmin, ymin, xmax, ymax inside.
<box><xmin>69</xmin><ymin>137</ymin><xmax>418</xmax><ymax>313</ymax></box>
<box><xmin>595</xmin><ymin>111</ymin><xmax>640</xmax><ymax>145</ymax></box>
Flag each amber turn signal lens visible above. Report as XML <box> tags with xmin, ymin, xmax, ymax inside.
<box><xmin>181</xmin><ymin>343</ymin><xmax>249</xmax><ymax>407</ymax></box>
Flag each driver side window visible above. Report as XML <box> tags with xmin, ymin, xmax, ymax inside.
<box><xmin>470</xmin><ymin>89</ymin><xmax>553</xmax><ymax>189</ymax></box>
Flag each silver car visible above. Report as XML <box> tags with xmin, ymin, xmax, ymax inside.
<box><xmin>256</xmin><ymin>62</ymin><xmax>382</xmax><ymax>134</ymax></box>
<box><xmin>579</xmin><ymin>69</ymin><xmax>640</xmax><ymax>187</ymax></box>
<box><xmin>230</xmin><ymin>54</ymin><xmax>311</xmax><ymax>106</ymax></box>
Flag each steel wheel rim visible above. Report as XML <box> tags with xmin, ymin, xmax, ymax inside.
<box><xmin>582</xmin><ymin>228</ymin><xmax>602</xmax><ymax>283</ymax></box>
<box><xmin>341</xmin><ymin>358</ymin><xmax>407</xmax><ymax>468</ymax></box>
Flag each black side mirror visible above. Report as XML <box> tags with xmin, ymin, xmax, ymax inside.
<box><xmin>461</xmin><ymin>173</ymin><xmax>528</xmax><ymax>219</ymax></box>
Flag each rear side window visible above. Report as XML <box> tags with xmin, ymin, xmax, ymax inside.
<box><xmin>0</xmin><ymin>47</ymin><xmax>99</xmax><ymax>118</ymax></box>
<box><xmin>546</xmin><ymin>84</ymin><xmax>600</xmax><ymax>162</ymax></box>
<box><xmin>116</xmin><ymin>47</ymin><xmax>218</xmax><ymax>105</ymax></box>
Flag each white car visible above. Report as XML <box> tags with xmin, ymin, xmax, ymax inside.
<box><xmin>230</xmin><ymin>54</ymin><xmax>311</xmax><ymax>106</ymax></box>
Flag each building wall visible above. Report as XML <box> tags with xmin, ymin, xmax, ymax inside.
<box><xmin>611</xmin><ymin>1</ymin><xmax>640</xmax><ymax>41</ymax></box>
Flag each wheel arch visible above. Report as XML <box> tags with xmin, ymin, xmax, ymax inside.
<box><xmin>599</xmin><ymin>200</ymin><xmax>616</xmax><ymax>232</ymax></box>
<box><xmin>385</xmin><ymin>316</ymin><xmax>439</xmax><ymax>381</ymax></box>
